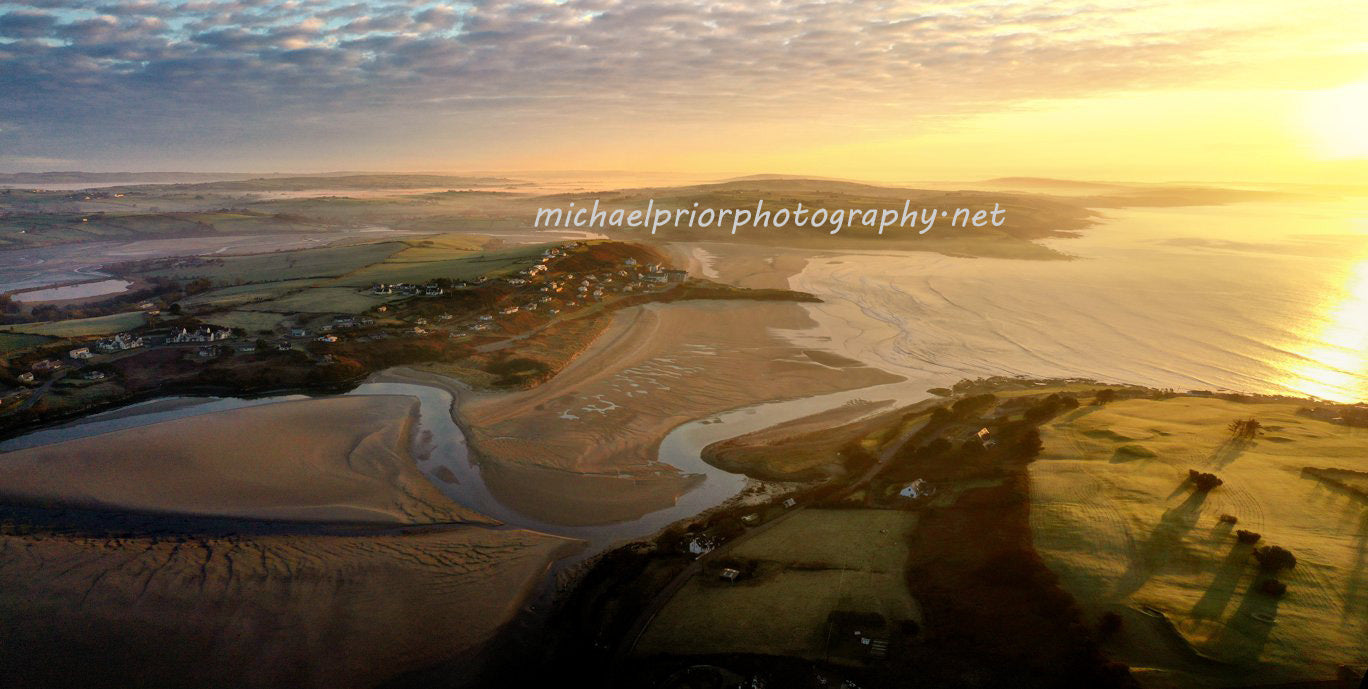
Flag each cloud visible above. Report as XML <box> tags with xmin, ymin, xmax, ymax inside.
<box><xmin>0</xmin><ymin>9</ymin><xmax>57</xmax><ymax>38</ymax></box>
<box><xmin>0</xmin><ymin>0</ymin><xmax>1363</xmax><ymax>167</ymax></box>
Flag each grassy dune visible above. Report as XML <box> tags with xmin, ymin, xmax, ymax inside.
<box><xmin>637</xmin><ymin>509</ymin><xmax>920</xmax><ymax>658</ymax></box>
<box><xmin>1031</xmin><ymin>396</ymin><xmax>1368</xmax><ymax>686</ymax></box>
<box><xmin>1</xmin><ymin>310</ymin><xmax>146</xmax><ymax>336</ymax></box>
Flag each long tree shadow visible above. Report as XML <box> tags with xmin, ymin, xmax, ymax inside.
<box><xmin>1343</xmin><ymin>508</ymin><xmax>1368</xmax><ymax>626</ymax></box>
<box><xmin>1207</xmin><ymin>574</ymin><xmax>1283</xmax><ymax>665</ymax></box>
<box><xmin>1207</xmin><ymin>436</ymin><xmax>1254</xmax><ymax>469</ymax></box>
<box><xmin>1191</xmin><ymin>543</ymin><xmax>1254</xmax><ymax>620</ymax></box>
<box><xmin>1111</xmin><ymin>487</ymin><xmax>1210</xmax><ymax>602</ymax></box>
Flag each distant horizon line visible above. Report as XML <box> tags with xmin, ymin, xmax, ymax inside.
<box><xmin>0</xmin><ymin>169</ymin><xmax>1357</xmax><ymax>192</ymax></box>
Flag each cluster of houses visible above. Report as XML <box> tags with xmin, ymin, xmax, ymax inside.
<box><xmin>95</xmin><ymin>332</ymin><xmax>145</xmax><ymax>352</ymax></box>
<box><xmin>371</xmin><ymin>283</ymin><xmax>445</xmax><ymax>297</ymax></box>
<box><xmin>169</xmin><ymin>327</ymin><xmax>231</xmax><ymax>344</ymax></box>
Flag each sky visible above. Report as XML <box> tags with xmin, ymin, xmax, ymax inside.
<box><xmin>1</xmin><ymin>0</ymin><xmax>1366</xmax><ymax>183</ymax></box>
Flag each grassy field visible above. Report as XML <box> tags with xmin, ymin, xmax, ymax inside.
<box><xmin>1</xmin><ymin>311</ymin><xmax>146</xmax><ymax>337</ymax></box>
<box><xmin>334</xmin><ymin>240</ymin><xmax>548</xmax><ymax>286</ymax></box>
<box><xmin>178</xmin><ymin>279</ymin><xmax>322</xmax><ymax>309</ymax></box>
<box><xmin>637</xmin><ymin>509</ymin><xmax>920</xmax><ymax>659</ymax></box>
<box><xmin>1031</xmin><ymin>396</ymin><xmax>1368</xmax><ymax>686</ymax></box>
<box><xmin>141</xmin><ymin>242</ymin><xmax>404</xmax><ymax>285</ymax></box>
<box><xmin>239</xmin><ymin>287</ymin><xmax>398</xmax><ymax>315</ymax></box>
<box><xmin>0</xmin><ymin>332</ymin><xmax>53</xmax><ymax>354</ymax></box>
<box><xmin>200</xmin><ymin>310</ymin><xmax>291</xmax><ymax>333</ymax></box>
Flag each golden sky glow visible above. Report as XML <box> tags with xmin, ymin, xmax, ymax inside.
<box><xmin>1</xmin><ymin>0</ymin><xmax>1366</xmax><ymax>182</ymax></box>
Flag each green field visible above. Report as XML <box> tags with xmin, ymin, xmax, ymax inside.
<box><xmin>637</xmin><ymin>509</ymin><xmax>920</xmax><ymax>659</ymax></box>
<box><xmin>179</xmin><ymin>279</ymin><xmax>322</xmax><ymax>309</ymax></box>
<box><xmin>200</xmin><ymin>310</ymin><xmax>291</xmax><ymax>332</ymax></box>
<box><xmin>1</xmin><ymin>311</ymin><xmax>146</xmax><ymax>337</ymax></box>
<box><xmin>142</xmin><ymin>242</ymin><xmax>404</xmax><ymax>285</ymax></box>
<box><xmin>1031</xmin><ymin>396</ymin><xmax>1368</xmax><ymax>686</ymax></box>
<box><xmin>335</xmin><ymin>240</ymin><xmax>547</xmax><ymax>286</ymax></box>
<box><xmin>239</xmin><ymin>287</ymin><xmax>398</xmax><ymax>315</ymax></box>
<box><xmin>0</xmin><ymin>332</ymin><xmax>53</xmax><ymax>353</ymax></box>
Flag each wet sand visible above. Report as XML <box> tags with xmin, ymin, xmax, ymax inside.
<box><xmin>0</xmin><ymin>395</ymin><xmax>489</xmax><ymax>525</ymax></box>
<box><xmin>459</xmin><ymin>299</ymin><xmax>902</xmax><ymax>525</ymax></box>
<box><xmin>0</xmin><ymin>392</ymin><xmax>582</xmax><ymax>688</ymax></box>
<box><xmin>0</xmin><ymin>525</ymin><xmax>578</xmax><ymax>689</ymax></box>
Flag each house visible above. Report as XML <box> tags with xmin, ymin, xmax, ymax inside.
<box><xmin>276</xmin><ymin>342</ymin><xmax>293</xmax><ymax>351</ymax></box>
<box><xmin>333</xmin><ymin>315</ymin><xmax>355</xmax><ymax>327</ymax></box>
<box><xmin>664</xmin><ymin>269</ymin><xmax>688</xmax><ymax>283</ymax></box>
<box><xmin>31</xmin><ymin>359</ymin><xmax>61</xmax><ymax>372</ymax></box>
<box><xmin>686</xmin><ymin>535</ymin><xmax>717</xmax><ymax>557</ymax></box>
<box><xmin>82</xmin><ymin>370</ymin><xmax>107</xmax><ymax>381</ymax></box>
<box><xmin>196</xmin><ymin>346</ymin><xmax>218</xmax><ymax>358</ymax></box>
<box><xmin>642</xmin><ymin>273</ymin><xmax>668</xmax><ymax>284</ymax></box>
<box><xmin>719</xmin><ymin>567</ymin><xmax>741</xmax><ymax>582</ymax></box>
<box><xmin>899</xmin><ymin>479</ymin><xmax>934</xmax><ymax>500</ymax></box>
<box><xmin>976</xmin><ymin>428</ymin><xmax>991</xmax><ymax>441</ymax></box>
<box><xmin>317</xmin><ymin>334</ymin><xmax>338</xmax><ymax>343</ymax></box>
<box><xmin>782</xmin><ymin>497</ymin><xmax>797</xmax><ymax>509</ymax></box>
<box><xmin>424</xmin><ymin>285</ymin><xmax>444</xmax><ymax>296</ymax></box>
<box><xmin>17</xmin><ymin>372</ymin><xmax>35</xmax><ymax>384</ymax></box>
<box><xmin>290</xmin><ymin>327</ymin><xmax>309</xmax><ymax>338</ymax></box>
<box><xmin>478</xmin><ymin>314</ymin><xmax>494</xmax><ymax>322</ymax></box>
<box><xmin>500</xmin><ymin>306</ymin><xmax>520</xmax><ymax>315</ymax></box>
<box><xmin>236</xmin><ymin>344</ymin><xmax>256</xmax><ymax>353</ymax></box>
<box><xmin>624</xmin><ymin>257</ymin><xmax>637</xmax><ymax>266</ymax></box>
<box><xmin>69</xmin><ymin>347</ymin><xmax>92</xmax><ymax>360</ymax></box>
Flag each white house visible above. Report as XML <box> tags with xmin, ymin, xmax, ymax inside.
<box><xmin>899</xmin><ymin>479</ymin><xmax>934</xmax><ymax>500</ymax></box>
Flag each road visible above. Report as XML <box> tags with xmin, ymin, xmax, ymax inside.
<box><xmin>605</xmin><ymin>415</ymin><xmax>930</xmax><ymax>684</ymax></box>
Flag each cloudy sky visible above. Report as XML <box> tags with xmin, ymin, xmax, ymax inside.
<box><xmin>1</xmin><ymin>0</ymin><xmax>1366</xmax><ymax>182</ymax></box>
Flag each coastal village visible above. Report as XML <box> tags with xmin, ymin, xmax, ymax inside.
<box><xmin>0</xmin><ymin>240</ymin><xmax>695</xmax><ymax>429</ymax></box>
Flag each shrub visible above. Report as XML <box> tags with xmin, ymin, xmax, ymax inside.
<box><xmin>1219</xmin><ymin>514</ymin><xmax>1239</xmax><ymax>524</ymax></box>
<box><xmin>1236</xmin><ymin>530</ymin><xmax>1262</xmax><ymax>544</ymax></box>
<box><xmin>1254</xmin><ymin>545</ymin><xmax>1297</xmax><ymax>572</ymax></box>
<box><xmin>1094</xmin><ymin>389</ymin><xmax>1117</xmax><ymax>405</ymax></box>
<box><xmin>1188</xmin><ymin>470</ymin><xmax>1224</xmax><ymax>492</ymax></box>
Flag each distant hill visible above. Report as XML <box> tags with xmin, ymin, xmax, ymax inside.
<box><xmin>982</xmin><ymin>177</ymin><xmax>1129</xmax><ymax>190</ymax></box>
<box><xmin>140</xmin><ymin>174</ymin><xmax>525</xmax><ymax>192</ymax></box>
<box><xmin>0</xmin><ymin>172</ymin><xmax>291</xmax><ymax>186</ymax></box>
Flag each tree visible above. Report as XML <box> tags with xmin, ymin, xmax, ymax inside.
<box><xmin>1254</xmin><ymin>545</ymin><xmax>1297</xmax><ymax>572</ymax></box>
<box><xmin>1227</xmin><ymin>418</ymin><xmax>1263</xmax><ymax>439</ymax></box>
<box><xmin>168</xmin><ymin>302</ymin><xmax>182</xmax><ymax>315</ymax></box>
<box><xmin>1094</xmin><ymin>389</ymin><xmax>1117</xmax><ymax>405</ymax></box>
<box><xmin>1188</xmin><ymin>469</ymin><xmax>1223</xmax><ymax>492</ymax></box>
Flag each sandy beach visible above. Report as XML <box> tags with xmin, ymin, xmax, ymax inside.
<box><xmin>0</xmin><ymin>395</ymin><xmax>489</xmax><ymax>525</ymax></box>
<box><xmin>0</xmin><ymin>392</ymin><xmax>583</xmax><ymax>688</ymax></box>
<box><xmin>459</xmin><ymin>299</ymin><xmax>902</xmax><ymax>525</ymax></box>
<box><xmin>0</xmin><ymin>525</ymin><xmax>578</xmax><ymax>689</ymax></box>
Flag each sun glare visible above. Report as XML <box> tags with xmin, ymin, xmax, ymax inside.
<box><xmin>1303</xmin><ymin>79</ymin><xmax>1368</xmax><ymax>159</ymax></box>
<box><xmin>1283</xmin><ymin>258</ymin><xmax>1368</xmax><ymax>401</ymax></box>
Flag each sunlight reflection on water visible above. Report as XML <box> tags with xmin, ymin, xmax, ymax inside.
<box><xmin>1281</xmin><ymin>258</ymin><xmax>1368</xmax><ymax>401</ymax></box>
